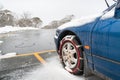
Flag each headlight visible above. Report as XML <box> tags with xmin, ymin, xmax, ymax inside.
<box><xmin>56</xmin><ymin>29</ymin><xmax>61</xmax><ymax>36</ymax></box>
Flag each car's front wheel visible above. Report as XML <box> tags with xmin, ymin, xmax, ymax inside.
<box><xmin>59</xmin><ymin>35</ymin><xmax>83</xmax><ymax>75</ymax></box>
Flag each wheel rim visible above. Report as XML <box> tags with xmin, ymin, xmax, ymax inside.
<box><xmin>61</xmin><ymin>42</ymin><xmax>78</xmax><ymax>69</ymax></box>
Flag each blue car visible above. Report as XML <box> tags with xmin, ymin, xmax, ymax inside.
<box><xmin>54</xmin><ymin>0</ymin><xmax>120</xmax><ymax>80</ymax></box>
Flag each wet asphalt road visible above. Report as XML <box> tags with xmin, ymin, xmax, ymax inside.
<box><xmin>0</xmin><ymin>29</ymin><xmax>56</xmax><ymax>54</ymax></box>
<box><xmin>0</xmin><ymin>52</ymin><xmax>85</xmax><ymax>80</ymax></box>
<box><xmin>0</xmin><ymin>29</ymin><xmax>103</xmax><ymax>80</ymax></box>
<box><xmin>0</xmin><ymin>29</ymin><xmax>83</xmax><ymax>80</ymax></box>
<box><xmin>0</xmin><ymin>51</ymin><xmax>103</xmax><ymax>80</ymax></box>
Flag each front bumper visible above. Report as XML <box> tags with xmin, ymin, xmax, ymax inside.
<box><xmin>54</xmin><ymin>35</ymin><xmax>59</xmax><ymax>52</ymax></box>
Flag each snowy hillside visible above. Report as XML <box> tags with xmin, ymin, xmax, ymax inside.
<box><xmin>0</xmin><ymin>9</ymin><xmax>42</xmax><ymax>28</ymax></box>
<box><xmin>42</xmin><ymin>15</ymin><xmax>74</xmax><ymax>29</ymax></box>
<box><xmin>0</xmin><ymin>26</ymin><xmax>38</xmax><ymax>34</ymax></box>
<box><xmin>1</xmin><ymin>0</ymin><xmax>108</xmax><ymax>25</ymax></box>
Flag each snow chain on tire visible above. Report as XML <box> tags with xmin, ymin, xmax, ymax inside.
<box><xmin>59</xmin><ymin>35</ymin><xmax>83</xmax><ymax>75</ymax></box>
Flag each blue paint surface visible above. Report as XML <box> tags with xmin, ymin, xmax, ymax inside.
<box><xmin>54</xmin><ymin>2</ymin><xmax>120</xmax><ymax>80</ymax></box>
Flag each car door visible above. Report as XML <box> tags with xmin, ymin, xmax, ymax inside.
<box><xmin>92</xmin><ymin>3</ymin><xmax>120</xmax><ymax>79</ymax></box>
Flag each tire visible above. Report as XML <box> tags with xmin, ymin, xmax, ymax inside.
<box><xmin>59</xmin><ymin>35</ymin><xmax>83</xmax><ymax>75</ymax></box>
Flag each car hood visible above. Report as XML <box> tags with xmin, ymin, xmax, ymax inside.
<box><xmin>58</xmin><ymin>14</ymin><xmax>101</xmax><ymax>30</ymax></box>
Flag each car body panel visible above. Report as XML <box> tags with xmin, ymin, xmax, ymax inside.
<box><xmin>54</xmin><ymin>2</ymin><xmax>120</xmax><ymax>80</ymax></box>
<box><xmin>92</xmin><ymin>6</ymin><xmax>120</xmax><ymax>79</ymax></box>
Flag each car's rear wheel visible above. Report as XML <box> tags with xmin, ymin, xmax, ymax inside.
<box><xmin>59</xmin><ymin>35</ymin><xmax>83</xmax><ymax>75</ymax></box>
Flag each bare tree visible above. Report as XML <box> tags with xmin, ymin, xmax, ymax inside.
<box><xmin>31</xmin><ymin>17</ymin><xmax>42</xmax><ymax>28</ymax></box>
<box><xmin>0</xmin><ymin>9</ymin><xmax>14</xmax><ymax>27</ymax></box>
<box><xmin>21</xmin><ymin>12</ymin><xmax>31</xmax><ymax>19</ymax></box>
<box><xmin>0</xmin><ymin>9</ymin><xmax>43</xmax><ymax>27</ymax></box>
<box><xmin>17</xmin><ymin>12</ymin><xmax>32</xmax><ymax>27</ymax></box>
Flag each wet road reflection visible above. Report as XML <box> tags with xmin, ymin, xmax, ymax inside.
<box><xmin>0</xmin><ymin>29</ymin><xmax>56</xmax><ymax>54</ymax></box>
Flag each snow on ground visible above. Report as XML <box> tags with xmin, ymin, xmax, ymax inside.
<box><xmin>0</xmin><ymin>52</ymin><xmax>16</xmax><ymax>59</ymax></box>
<box><xmin>0</xmin><ymin>41</ymin><xmax>3</xmax><ymax>44</ymax></box>
<box><xmin>0</xmin><ymin>26</ymin><xmax>39</xmax><ymax>34</ymax></box>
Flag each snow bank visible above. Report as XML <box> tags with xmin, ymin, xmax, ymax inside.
<box><xmin>0</xmin><ymin>52</ymin><xmax>16</xmax><ymax>59</ymax></box>
<box><xmin>0</xmin><ymin>26</ymin><xmax>39</xmax><ymax>34</ymax></box>
<box><xmin>0</xmin><ymin>41</ymin><xmax>3</xmax><ymax>44</ymax></box>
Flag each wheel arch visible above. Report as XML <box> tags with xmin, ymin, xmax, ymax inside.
<box><xmin>57</xmin><ymin>30</ymin><xmax>83</xmax><ymax>51</ymax></box>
